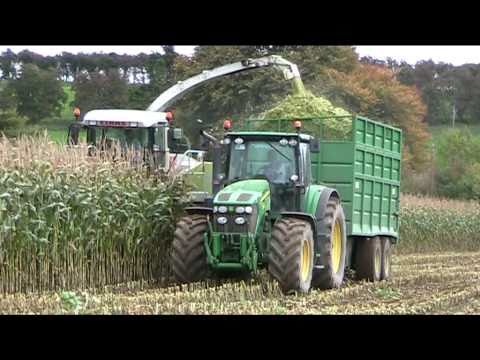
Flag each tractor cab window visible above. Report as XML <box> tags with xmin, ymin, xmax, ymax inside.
<box><xmin>102</xmin><ymin>128</ymin><xmax>148</xmax><ymax>149</ymax></box>
<box><xmin>228</xmin><ymin>139</ymin><xmax>298</xmax><ymax>184</ymax></box>
<box><xmin>299</xmin><ymin>142</ymin><xmax>311</xmax><ymax>185</ymax></box>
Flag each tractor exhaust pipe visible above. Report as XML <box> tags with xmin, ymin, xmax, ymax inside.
<box><xmin>199</xmin><ymin>125</ymin><xmax>223</xmax><ymax>196</ymax></box>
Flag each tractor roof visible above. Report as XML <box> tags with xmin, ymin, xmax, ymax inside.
<box><xmin>82</xmin><ymin>110</ymin><xmax>169</xmax><ymax>128</ymax></box>
<box><xmin>226</xmin><ymin>131</ymin><xmax>313</xmax><ymax>142</ymax></box>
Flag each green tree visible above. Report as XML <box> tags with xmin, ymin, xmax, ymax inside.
<box><xmin>171</xmin><ymin>46</ymin><xmax>358</xmax><ymax>143</ymax></box>
<box><xmin>0</xmin><ymin>49</ymin><xmax>18</xmax><ymax>80</ymax></box>
<box><xmin>0</xmin><ymin>109</ymin><xmax>27</xmax><ymax>136</ymax></box>
<box><xmin>435</xmin><ymin>128</ymin><xmax>480</xmax><ymax>199</ymax></box>
<box><xmin>73</xmin><ymin>68</ymin><xmax>129</xmax><ymax>113</ymax></box>
<box><xmin>10</xmin><ymin>64</ymin><xmax>67</xmax><ymax>122</ymax></box>
<box><xmin>0</xmin><ymin>80</ymin><xmax>17</xmax><ymax>109</ymax></box>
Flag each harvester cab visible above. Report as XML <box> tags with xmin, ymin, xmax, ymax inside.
<box><xmin>67</xmin><ymin>108</ymin><xmax>194</xmax><ymax>173</ymax></box>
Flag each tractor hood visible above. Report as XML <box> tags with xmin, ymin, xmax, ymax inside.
<box><xmin>214</xmin><ymin>179</ymin><xmax>271</xmax><ymax>207</ymax></box>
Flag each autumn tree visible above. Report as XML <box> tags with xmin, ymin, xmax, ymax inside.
<box><xmin>323</xmin><ymin>63</ymin><xmax>431</xmax><ymax>171</ymax></box>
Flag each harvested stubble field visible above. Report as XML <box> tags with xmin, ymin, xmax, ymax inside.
<box><xmin>1</xmin><ymin>135</ymin><xmax>480</xmax><ymax>314</ymax></box>
<box><xmin>1</xmin><ymin>252</ymin><xmax>479</xmax><ymax>314</ymax></box>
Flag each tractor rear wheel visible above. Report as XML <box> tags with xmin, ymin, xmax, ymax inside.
<box><xmin>380</xmin><ymin>236</ymin><xmax>392</xmax><ymax>281</ymax></box>
<box><xmin>268</xmin><ymin>218</ymin><xmax>314</xmax><ymax>295</ymax></box>
<box><xmin>355</xmin><ymin>236</ymin><xmax>382</xmax><ymax>282</ymax></box>
<box><xmin>171</xmin><ymin>215</ymin><xmax>209</xmax><ymax>283</ymax></box>
<box><xmin>312</xmin><ymin>196</ymin><xmax>347</xmax><ymax>289</ymax></box>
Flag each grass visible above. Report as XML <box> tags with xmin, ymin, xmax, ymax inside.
<box><xmin>1</xmin><ymin>252</ymin><xmax>479</xmax><ymax>314</ymax></box>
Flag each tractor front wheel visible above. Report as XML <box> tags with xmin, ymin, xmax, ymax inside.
<box><xmin>268</xmin><ymin>218</ymin><xmax>314</xmax><ymax>295</ymax></box>
<box><xmin>171</xmin><ymin>215</ymin><xmax>209</xmax><ymax>284</ymax></box>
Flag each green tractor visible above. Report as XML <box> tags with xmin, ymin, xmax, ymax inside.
<box><xmin>172</xmin><ymin>116</ymin><xmax>402</xmax><ymax>294</ymax></box>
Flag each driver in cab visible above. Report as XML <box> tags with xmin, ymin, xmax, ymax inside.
<box><xmin>261</xmin><ymin>149</ymin><xmax>293</xmax><ymax>184</ymax></box>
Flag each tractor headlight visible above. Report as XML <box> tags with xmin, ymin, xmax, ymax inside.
<box><xmin>217</xmin><ymin>216</ymin><xmax>228</xmax><ymax>225</ymax></box>
<box><xmin>218</xmin><ymin>206</ymin><xmax>228</xmax><ymax>214</ymax></box>
<box><xmin>245</xmin><ymin>206</ymin><xmax>253</xmax><ymax>214</ymax></box>
<box><xmin>235</xmin><ymin>206</ymin><xmax>245</xmax><ymax>214</ymax></box>
<box><xmin>234</xmin><ymin>217</ymin><xmax>246</xmax><ymax>225</ymax></box>
<box><xmin>288</xmin><ymin>139</ymin><xmax>298</xmax><ymax>146</ymax></box>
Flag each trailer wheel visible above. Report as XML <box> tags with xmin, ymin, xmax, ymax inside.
<box><xmin>312</xmin><ymin>196</ymin><xmax>347</xmax><ymax>289</ymax></box>
<box><xmin>268</xmin><ymin>218</ymin><xmax>314</xmax><ymax>295</ymax></box>
<box><xmin>355</xmin><ymin>236</ymin><xmax>382</xmax><ymax>282</ymax></box>
<box><xmin>380</xmin><ymin>236</ymin><xmax>392</xmax><ymax>281</ymax></box>
<box><xmin>171</xmin><ymin>215</ymin><xmax>209</xmax><ymax>283</ymax></box>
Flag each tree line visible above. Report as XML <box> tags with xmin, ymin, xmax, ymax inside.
<box><xmin>2</xmin><ymin>47</ymin><xmax>479</xmax><ymax>127</ymax></box>
<box><xmin>1</xmin><ymin>46</ymin><xmax>480</xmax><ymax>198</ymax></box>
<box><xmin>361</xmin><ymin>56</ymin><xmax>480</xmax><ymax>126</ymax></box>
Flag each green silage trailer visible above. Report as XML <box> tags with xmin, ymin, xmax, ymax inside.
<box><xmin>314</xmin><ymin>116</ymin><xmax>402</xmax><ymax>240</ymax></box>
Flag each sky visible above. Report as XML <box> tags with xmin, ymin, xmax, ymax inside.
<box><xmin>0</xmin><ymin>46</ymin><xmax>480</xmax><ymax>66</ymax></box>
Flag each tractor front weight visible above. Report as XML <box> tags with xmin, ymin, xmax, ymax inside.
<box><xmin>204</xmin><ymin>226</ymin><xmax>258</xmax><ymax>273</ymax></box>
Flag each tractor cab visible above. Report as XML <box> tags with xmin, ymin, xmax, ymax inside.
<box><xmin>221</xmin><ymin>131</ymin><xmax>314</xmax><ymax>215</ymax></box>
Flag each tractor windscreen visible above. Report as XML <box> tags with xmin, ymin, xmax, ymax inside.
<box><xmin>228</xmin><ymin>138</ymin><xmax>298</xmax><ymax>184</ymax></box>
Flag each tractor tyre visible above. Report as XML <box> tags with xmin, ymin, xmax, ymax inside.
<box><xmin>171</xmin><ymin>214</ymin><xmax>209</xmax><ymax>284</ymax></box>
<box><xmin>380</xmin><ymin>236</ymin><xmax>393</xmax><ymax>281</ymax></box>
<box><xmin>355</xmin><ymin>236</ymin><xmax>382</xmax><ymax>282</ymax></box>
<box><xmin>268</xmin><ymin>218</ymin><xmax>314</xmax><ymax>295</ymax></box>
<box><xmin>312</xmin><ymin>196</ymin><xmax>347</xmax><ymax>289</ymax></box>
